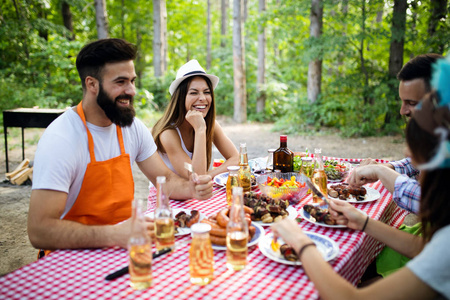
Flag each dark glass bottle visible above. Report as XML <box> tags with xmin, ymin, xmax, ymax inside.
<box><xmin>273</xmin><ymin>135</ymin><xmax>294</xmax><ymax>173</ymax></box>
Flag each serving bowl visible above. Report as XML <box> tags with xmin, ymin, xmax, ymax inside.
<box><xmin>256</xmin><ymin>172</ymin><xmax>309</xmax><ymax>205</ymax></box>
<box><xmin>324</xmin><ymin>160</ymin><xmax>352</xmax><ymax>182</ymax></box>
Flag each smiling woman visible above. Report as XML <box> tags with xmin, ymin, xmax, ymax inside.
<box><xmin>151</xmin><ymin>60</ymin><xmax>239</xmax><ymax>180</ymax></box>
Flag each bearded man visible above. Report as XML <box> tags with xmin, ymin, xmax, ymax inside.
<box><xmin>28</xmin><ymin>39</ymin><xmax>213</xmax><ymax>257</ymax></box>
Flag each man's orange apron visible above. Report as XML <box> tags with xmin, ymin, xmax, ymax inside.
<box><xmin>39</xmin><ymin>102</ymin><xmax>134</xmax><ymax>258</ymax></box>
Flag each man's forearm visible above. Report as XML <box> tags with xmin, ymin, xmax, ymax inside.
<box><xmin>374</xmin><ymin>166</ymin><xmax>402</xmax><ymax>194</ymax></box>
<box><xmin>28</xmin><ymin>218</ymin><xmax>128</xmax><ymax>250</ymax></box>
<box><xmin>164</xmin><ymin>172</ymin><xmax>194</xmax><ymax>200</ymax></box>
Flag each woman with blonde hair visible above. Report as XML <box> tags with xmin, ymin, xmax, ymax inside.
<box><xmin>152</xmin><ymin>60</ymin><xmax>239</xmax><ymax>179</ymax></box>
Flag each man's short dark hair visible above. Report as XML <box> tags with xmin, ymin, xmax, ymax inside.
<box><xmin>397</xmin><ymin>53</ymin><xmax>444</xmax><ymax>92</ymax></box>
<box><xmin>76</xmin><ymin>38</ymin><xmax>137</xmax><ymax>89</ymax></box>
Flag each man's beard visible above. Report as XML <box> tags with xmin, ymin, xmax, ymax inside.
<box><xmin>97</xmin><ymin>84</ymin><xmax>135</xmax><ymax>127</ymax></box>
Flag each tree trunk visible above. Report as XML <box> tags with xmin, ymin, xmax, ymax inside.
<box><xmin>272</xmin><ymin>0</ymin><xmax>281</xmax><ymax>67</ymax></box>
<box><xmin>37</xmin><ymin>2</ymin><xmax>48</xmax><ymax>41</ymax></box>
<box><xmin>385</xmin><ymin>0</ymin><xmax>407</xmax><ymax>126</ymax></box>
<box><xmin>409</xmin><ymin>0</ymin><xmax>419</xmax><ymax>59</ymax></box>
<box><xmin>136</xmin><ymin>28</ymin><xmax>143</xmax><ymax>89</ymax></box>
<box><xmin>256</xmin><ymin>0</ymin><xmax>266</xmax><ymax>114</ymax></box>
<box><xmin>388</xmin><ymin>0</ymin><xmax>407</xmax><ymax>78</ymax></box>
<box><xmin>62</xmin><ymin>1</ymin><xmax>74</xmax><ymax>40</ymax></box>
<box><xmin>233</xmin><ymin>0</ymin><xmax>247</xmax><ymax>123</ymax></box>
<box><xmin>221</xmin><ymin>0</ymin><xmax>228</xmax><ymax>48</ymax></box>
<box><xmin>162</xmin><ymin>0</ymin><xmax>167</xmax><ymax>72</ymax></box>
<box><xmin>244</xmin><ymin>0</ymin><xmax>248</xmax><ymax>22</ymax></box>
<box><xmin>206</xmin><ymin>0</ymin><xmax>212</xmax><ymax>69</ymax></box>
<box><xmin>428</xmin><ymin>0</ymin><xmax>447</xmax><ymax>53</ymax></box>
<box><xmin>307</xmin><ymin>0</ymin><xmax>323</xmax><ymax>104</ymax></box>
<box><xmin>121</xmin><ymin>0</ymin><xmax>125</xmax><ymax>39</ymax></box>
<box><xmin>359</xmin><ymin>0</ymin><xmax>370</xmax><ymax>105</ymax></box>
<box><xmin>153</xmin><ymin>0</ymin><xmax>167</xmax><ymax>77</ymax></box>
<box><xmin>95</xmin><ymin>0</ymin><xmax>109</xmax><ymax>39</ymax></box>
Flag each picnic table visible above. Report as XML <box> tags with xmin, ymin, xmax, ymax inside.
<box><xmin>0</xmin><ymin>157</ymin><xmax>408</xmax><ymax>300</ymax></box>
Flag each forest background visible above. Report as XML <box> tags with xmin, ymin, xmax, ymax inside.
<box><xmin>0</xmin><ymin>0</ymin><xmax>449</xmax><ymax>137</ymax></box>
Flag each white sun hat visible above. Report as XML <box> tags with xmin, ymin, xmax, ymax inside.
<box><xmin>169</xmin><ymin>59</ymin><xmax>220</xmax><ymax>95</ymax></box>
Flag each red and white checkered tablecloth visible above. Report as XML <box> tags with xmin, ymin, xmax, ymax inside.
<box><xmin>0</xmin><ymin>158</ymin><xmax>408</xmax><ymax>300</ymax></box>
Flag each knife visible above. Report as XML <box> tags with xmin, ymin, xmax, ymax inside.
<box><xmin>301</xmin><ymin>174</ymin><xmax>330</xmax><ymax>206</ymax></box>
<box><xmin>105</xmin><ymin>247</ymin><xmax>172</xmax><ymax>281</ymax></box>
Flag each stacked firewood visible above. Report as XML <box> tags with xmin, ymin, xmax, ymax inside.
<box><xmin>5</xmin><ymin>159</ymin><xmax>33</xmax><ymax>185</ymax></box>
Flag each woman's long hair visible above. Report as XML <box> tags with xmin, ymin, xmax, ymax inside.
<box><xmin>152</xmin><ymin>75</ymin><xmax>216</xmax><ymax>168</ymax></box>
<box><xmin>406</xmin><ymin>116</ymin><xmax>450</xmax><ymax>241</ymax></box>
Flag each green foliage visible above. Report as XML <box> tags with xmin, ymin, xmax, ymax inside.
<box><xmin>1</xmin><ymin>0</ymin><xmax>449</xmax><ymax>138</ymax></box>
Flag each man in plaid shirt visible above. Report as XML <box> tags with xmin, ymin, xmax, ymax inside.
<box><xmin>352</xmin><ymin>54</ymin><xmax>442</xmax><ymax>214</ymax></box>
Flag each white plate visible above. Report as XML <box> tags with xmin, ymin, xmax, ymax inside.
<box><xmin>253</xmin><ymin>205</ymin><xmax>298</xmax><ymax>227</ymax></box>
<box><xmin>327</xmin><ymin>185</ymin><xmax>381</xmax><ymax>203</ymax></box>
<box><xmin>213</xmin><ymin>172</ymin><xmax>257</xmax><ymax>188</ymax></box>
<box><xmin>299</xmin><ymin>204</ymin><xmax>347</xmax><ymax>228</ymax></box>
<box><xmin>258</xmin><ymin>231</ymin><xmax>339</xmax><ymax>265</ymax></box>
<box><xmin>211</xmin><ymin>222</ymin><xmax>265</xmax><ymax>251</ymax></box>
<box><xmin>146</xmin><ymin>208</ymin><xmax>205</xmax><ymax>236</ymax></box>
<box><xmin>214</xmin><ymin>172</ymin><xmax>229</xmax><ymax>187</ymax></box>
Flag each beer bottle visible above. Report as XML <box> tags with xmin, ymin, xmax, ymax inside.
<box><xmin>154</xmin><ymin>176</ymin><xmax>175</xmax><ymax>251</ymax></box>
<box><xmin>128</xmin><ymin>198</ymin><xmax>152</xmax><ymax>290</ymax></box>
<box><xmin>238</xmin><ymin>143</ymin><xmax>252</xmax><ymax>193</ymax></box>
<box><xmin>226</xmin><ymin>187</ymin><xmax>248</xmax><ymax>271</ymax></box>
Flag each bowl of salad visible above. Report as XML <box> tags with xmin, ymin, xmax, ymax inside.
<box><xmin>256</xmin><ymin>172</ymin><xmax>308</xmax><ymax>205</ymax></box>
<box><xmin>324</xmin><ymin>160</ymin><xmax>352</xmax><ymax>182</ymax></box>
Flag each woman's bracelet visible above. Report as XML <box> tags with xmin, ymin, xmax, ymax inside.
<box><xmin>297</xmin><ymin>242</ymin><xmax>316</xmax><ymax>261</ymax></box>
<box><xmin>361</xmin><ymin>215</ymin><xmax>370</xmax><ymax>232</ymax></box>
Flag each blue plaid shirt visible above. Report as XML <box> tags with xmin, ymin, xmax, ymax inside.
<box><xmin>390</xmin><ymin>158</ymin><xmax>421</xmax><ymax>214</ymax></box>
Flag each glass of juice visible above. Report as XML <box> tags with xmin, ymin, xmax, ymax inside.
<box><xmin>189</xmin><ymin>223</ymin><xmax>214</xmax><ymax>285</ymax></box>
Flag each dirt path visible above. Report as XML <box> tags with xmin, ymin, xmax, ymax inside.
<box><xmin>0</xmin><ymin>118</ymin><xmax>406</xmax><ymax>275</ymax></box>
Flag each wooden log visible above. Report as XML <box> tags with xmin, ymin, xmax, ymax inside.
<box><xmin>11</xmin><ymin>167</ymin><xmax>33</xmax><ymax>186</ymax></box>
<box><xmin>6</xmin><ymin>159</ymin><xmax>30</xmax><ymax>180</ymax></box>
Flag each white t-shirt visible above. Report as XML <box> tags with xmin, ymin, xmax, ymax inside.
<box><xmin>32</xmin><ymin>108</ymin><xmax>157</xmax><ymax>218</ymax></box>
<box><xmin>407</xmin><ymin>225</ymin><xmax>450</xmax><ymax>299</ymax></box>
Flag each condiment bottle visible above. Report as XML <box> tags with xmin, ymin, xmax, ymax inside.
<box><xmin>154</xmin><ymin>176</ymin><xmax>175</xmax><ymax>251</ymax></box>
<box><xmin>312</xmin><ymin>148</ymin><xmax>328</xmax><ymax>203</ymax></box>
<box><xmin>128</xmin><ymin>198</ymin><xmax>152</xmax><ymax>290</ymax></box>
<box><xmin>265</xmin><ymin>149</ymin><xmax>275</xmax><ymax>173</ymax></box>
<box><xmin>238</xmin><ymin>143</ymin><xmax>252</xmax><ymax>194</ymax></box>
<box><xmin>189</xmin><ymin>223</ymin><xmax>214</xmax><ymax>285</ymax></box>
<box><xmin>226</xmin><ymin>166</ymin><xmax>240</xmax><ymax>206</ymax></box>
<box><xmin>226</xmin><ymin>187</ymin><xmax>248</xmax><ymax>271</ymax></box>
<box><xmin>273</xmin><ymin>135</ymin><xmax>294</xmax><ymax>173</ymax></box>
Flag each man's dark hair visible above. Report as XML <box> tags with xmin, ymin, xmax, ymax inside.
<box><xmin>397</xmin><ymin>53</ymin><xmax>444</xmax><ymax>91</ymax></box>
<box><xmin>76</xmin><ymin>38</ymin><xmax>137</xmax><ymax>89</ymax></box>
